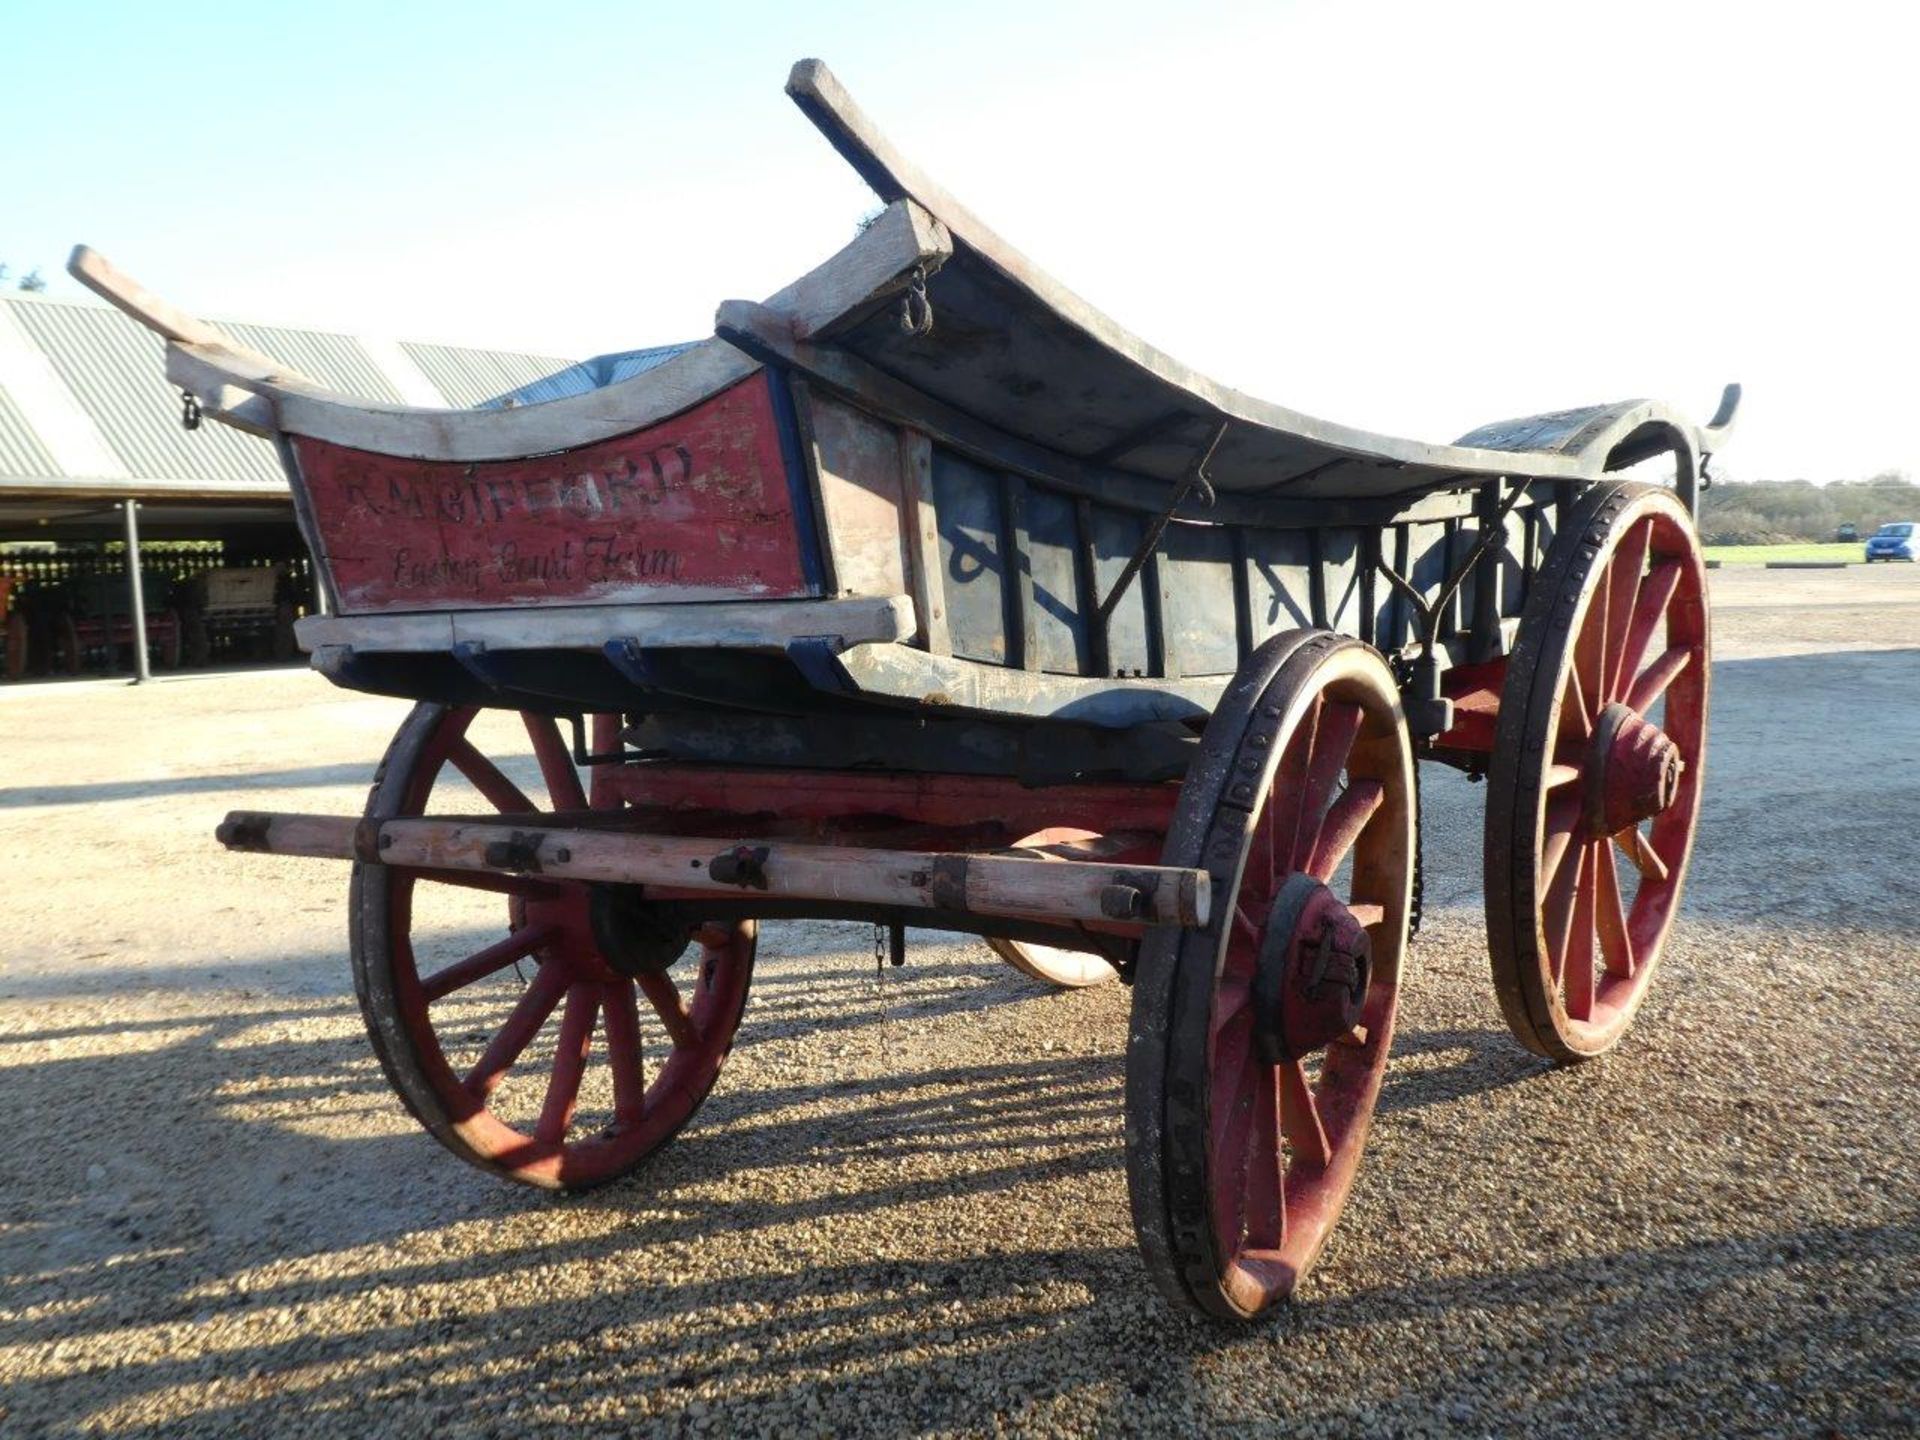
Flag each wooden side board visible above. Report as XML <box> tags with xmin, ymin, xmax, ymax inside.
<box><xmin>69</xmin><ymin>200</ymin><xmax>952</xmax><ymax>463</ymax></box>
<box><xmin>800</xmin><ymin>387</ymin><xmax>912</xmax><ymax>600</ymax></box>
<box><xmin>295</xmin><ymin>593</ymin><xmax>913</xmax><ymax>655</ymax></box>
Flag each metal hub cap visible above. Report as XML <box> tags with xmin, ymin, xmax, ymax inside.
<box><xmin>1253</xmin><ymin>873</ymin><xmax>1374</xmax><ymax>1062</ymax></box>
<box><xmin>1586</xmin><ymin>701</ymin><xmax>1683</xmax><ymax>836</ymax></box>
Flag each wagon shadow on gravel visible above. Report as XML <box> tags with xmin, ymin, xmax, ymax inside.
<box><xmin>0</xmin><ymin>760</ymin><xmax>388</xmax><ymax>810</ymax></box>
<box><xmin>6</xmin><ymin>1199</ymin><xmax>1909</xmax><ymax>1436</ymax></box>
<box><xmin>2</xmin><ymin>954</ymin><xmax>1627</xmax><ymax>1440</ymax></box>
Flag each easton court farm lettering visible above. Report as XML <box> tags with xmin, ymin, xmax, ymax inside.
<box><xmin>389</xmin><ymin>534</ymin><xmax>682</xmax><ymax>592</ymax></box>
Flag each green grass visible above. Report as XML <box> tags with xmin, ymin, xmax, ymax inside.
<box><xmin>1701</xmin><ymin>542</ymin><xmax>1861</xmax><ymax>565</ymax></box>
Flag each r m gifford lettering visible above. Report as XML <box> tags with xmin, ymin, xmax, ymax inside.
<box><xmin>337</xmin><ymin>443</ymin><xmax>715</xmax><ymax>527</ymax></box>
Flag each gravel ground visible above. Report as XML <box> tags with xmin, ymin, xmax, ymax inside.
<box><xmin>1</xmin><ymin>565</ymin><xmax>1916</xmax><ymax>1438</ymax></box>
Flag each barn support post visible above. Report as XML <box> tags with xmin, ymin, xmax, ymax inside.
<box><xmin>122</xmin><ymin>499</ymin><xmax>151</xmax><ymax>685</ymax></box>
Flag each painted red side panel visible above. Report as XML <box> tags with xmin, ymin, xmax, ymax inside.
<box><xmin>600</xmin><ymin>764</ymin><xmax>1182</xmax><ymax>841</ymax></box>
<box><xmin>290</xmin><ymin>376</ymin><xmax>813</xmax><ymax>613</ymax></box>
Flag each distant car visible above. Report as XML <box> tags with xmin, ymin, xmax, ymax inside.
<box><xmin>1835</xmin><ymin>522</ymin><xmax>1858</xmax><ymax>542</ymax></box>
<box><xmin>1865</xmin><ymin>522</ymin><xmax>1916</xmax><ymax>562</ymax></box>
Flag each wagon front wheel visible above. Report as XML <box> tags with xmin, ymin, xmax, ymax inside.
<box><xmin>351</xmin><ymin>703</ymin><xmax>754</xmax><ymax>1190</ymax></box>
<box><xmin>1127</xmin><ymin>631</ymin><xmax>1415</xmax><ymax>1319</ymax></box>
<box><xmin>1484</xmin><ymin>482</ymin><xmax>1710</xmax><ymax>1061</ymax></box>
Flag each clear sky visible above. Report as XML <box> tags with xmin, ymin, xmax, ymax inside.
<box><xmin>5</xmin><ymin>0</ymin><xmax>1913</xmax><ymax>483</ymax></box>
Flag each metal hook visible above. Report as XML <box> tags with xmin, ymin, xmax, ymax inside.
<box><xmin>179</xmin><ymin>390</ymin><xmax>202</xmax><ymax>432</ymax></box>
<box><xmin>899</xmin><ymin>265</ymin><xmax>934</xmax><ymax>337</ymax></box>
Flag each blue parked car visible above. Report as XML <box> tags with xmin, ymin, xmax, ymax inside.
<box><xmin>1865</xmin><ymin>521</ymin><xmax>1916</xmax><ymax>562</ymax></box>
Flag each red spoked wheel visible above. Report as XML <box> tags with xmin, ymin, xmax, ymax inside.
<box><xmin>1127</xmin><ymin>632</ymin><xmax>1415</xmax><ymax>1319</ymax></box>
<box><xmin>988</xmin><ymin>828</ymin><xmax>1119</xmax><ymax>988</ymax></box>
<box><xmin>351</xmin><ymin>702</ymin><xmax>753</xmax><ymax>1189</ymax></box>
<box><xmin>1485</xmin><ymin>482</ymin><xmax>1710</xmax><ymax>1061</ymax></box>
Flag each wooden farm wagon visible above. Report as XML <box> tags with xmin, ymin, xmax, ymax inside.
<box><xmin>73</xmin><ymin>61</ymin><xmax>1735</xmax><ymax>1320</ymax></box>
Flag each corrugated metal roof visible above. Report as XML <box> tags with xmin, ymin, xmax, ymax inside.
<box><xmin>217</xmin><ymin>320</ymin><xmax>407</xmax><ymax>403</ymax></box>
<box><xmin>399</xmin><ymin>340</ymin><xmax>580</xmax><ymax>410</ymax></box>
<box><xmin>0</xmin><ymin>384</ymin><xmax>60</xmax><ymax>479</ymax></box>
<box><xmin>9</xmin><ymin>299</ymin><xmax>286</xmax><ymax>487</ymax></box>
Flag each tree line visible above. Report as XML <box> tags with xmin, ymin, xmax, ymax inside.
<box><xmin>1698</xmin><ymin>473</ymin><xmax>1915</xmax><ymax>544</ymax></box>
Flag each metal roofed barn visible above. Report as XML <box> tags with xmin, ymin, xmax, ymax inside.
<box><xmin>0</xmin><ymin>289</ymin><xmax>686</xmax><ymax>679</ymax></box>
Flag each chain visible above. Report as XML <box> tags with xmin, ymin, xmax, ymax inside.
<box><xmin>1408</xmin><ymin>758</ymin><xmax>1424</xmax><ymax>940</ymax></box>
<box><xmin>871</xmin><ymin>923</ymin><xmax>890</xmax><ymax>1067</ymax></box>
<box><xmin>179</xmin><ymin>390</ymin><xmax>202</xmax><ymax>431</ymax></box>
<box><xmin>899</xmin><ymin>265</ymin><xmax>934</xmax><ymax>337</ymax></box>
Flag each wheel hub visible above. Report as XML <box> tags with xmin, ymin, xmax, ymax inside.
<box><xmin>1586</xmin><ymin>701</ymin><xmax>1683</xmax><ymax>836</ymax></box>
<box><xmin>587</xmin><ymin>884</ymin><xmax>695</xmax><ymax>977</ymax></box>
<box><xmin>1252</xmin><ymin>873</ymin><xmax>1373</xmax><ymax>1062</ymax></box>
<box><xmin>518</xmin><ymin>887</ymin><xmax>620</xmax><ymax>983</ymax></box>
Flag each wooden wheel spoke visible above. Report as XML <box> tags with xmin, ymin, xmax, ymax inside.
<box><xmin>1209</xmin><ymin>1025</ymin><xmax>1258</xmax><ymax>1249</ymax></box>
<box><xmin>1242</xmin><ymin>1068</ymin><xmax>1283</xmax><ymax>1251</ymax></box>
<box><xmin>1347</xmin><ymin>902</ymin><xmax>1386</xmax><ymax>929</ymax></box>
<box><xmin>636</xmin><ymin>971</ymin><xmax>696</xmax><ymax>1049</ymax></box>
<box><xmin>1248</xmin><ymin>791</ymin><xmax>1281</xmax><ymax>901</ymax></box>
<box><xmin>1211</xmin><ymin>978</ymin><xmax>1253</xmax><ymax>1043</ymax></box>
<box><xmin>1595</xmin><ymin>845</ymin><xmax>1635</xmax><ymax>979</ymax></box>
<box><xmin>421</xmin><ymin>923</ymin><xmax>553</xmax><ymax>1003</ymax></box>
<box><xmin>1603</xmin><ymin>520</ymin><xmax>1652</xmax><ymax>700</ymax></box>
<box><xmin>1265</xmin><ymin>697</ymin><xmax>1319</xmax><ymax>881</ymax></box>
<box><xmin>1626</xmin><ymin>645</ymin><xmax>1693</xmax><ymax>716</ymax></box>
<box><xmin>1559</xmin><ymin>665</ymin><xmax>1594</xmax><ymax>741</ymax></box>
<box><xmin>1563</xmin><ymin>843</ymin><xmax>1598</xmax><ymax>1021</ymax></box>
<box><xmin>1291</xmin><ymin>701</ymin><xmax>1363</xmax><ymax>869</ymax></box>
<box><xmin>522</xmin><ymin>712</ymin><xmax>588</xmax><ymax>811</ymax></box>
<box><xmin>1544</xmin><ymin>761</ymin><xmax>1582</xmax><ymax>790</ymax></box>
<box><xmin>1541</xmin><ymin>794</ymin><xmax>1581</xmax><ymax>890</ymax></box>
<box><xmin>535</xmin><ymin>986</ymin><xmax>600</xmax><ymax>1145</ymax></box>
<box><xmin>601</xmin><ymin>981</ymin><xmax>648</xmax><ymax>1124</ymax></box>
<box><xmin>446</xmin><ymin>737</ymin><xmax>536</xmax><ymax>813</ymax></box>
<box><xmin>1543</xmin><ymin>837</ymin><xmax>1586</xmax><ymax>983</ymax></box>
<box><xmin>1278</xmin><ymin>1059</ymin><xmax>1331</xmax><ymax>1169</ymax></box>
<box><xmin>1617</xmin><ymin>560</ymin><xmax>1682</xmax><ymax>700</ymax></box>
<box><xmin>1574</xmin><ymin>564</ymin><xmax>1611</xmax><ymax>715</ymax></box>
<box><xmin>1306</xmin><ymin>779</ymin><xmax>1384</xmax><ymax>880</ymax></box>
<box><xmin>1231</xmin><ymin>903</ymin><xmax>1263</xmax><ymax>948</ymax></box>
<box><xmin>1613</xmin><ymin>825</ymin><xmax>1669</xmax><ymax>883</ymax></box>
<box><xmin>464</xmin><ymin>962</ymin><xmax>568</xmax><ymax>1098</ymax></box>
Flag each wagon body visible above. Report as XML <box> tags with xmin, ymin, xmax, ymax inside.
<box><xmin>72</xmin><ymin>60</ymin><xmax>1733</xmax><ymax>748</ymax></box>
<box><xmin>73</xmin><ymin>59</ymin><xmax>1733</xmax><ymax>1321</ymax></box>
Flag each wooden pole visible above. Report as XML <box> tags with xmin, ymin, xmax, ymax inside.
<box><xmin>122</xmin><ymin>500</ymin><xmax>150</xmax><ymax>685</ymax></box>
<box><xmin>215</xmin><ymin>810</ymin><xmax>1211</xmax><ymax>929</ymax></box>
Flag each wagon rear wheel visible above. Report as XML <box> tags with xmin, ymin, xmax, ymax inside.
<box><xmin>1127</xmin><ymin>632</ymin><xmax>1415</xmax><ymax>1319</ymax></box>
<box><xmin>351</xmin><ymin>703</ymin><xmax>753</xmax><ymax>1190</ymax></box>
<box><xmin>987</xmin><ymin>828</ymin><xmax>1119</xmax><ymax>987</ymax></box>
<box><xmin>1485</xmin><ymin>483</ymin><xmax>1710</xmax><ymax>1061</ymax></box>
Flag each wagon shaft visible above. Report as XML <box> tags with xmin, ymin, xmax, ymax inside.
<box><xmin>214</xmin><ymin>809</ymin><xmax>1211</xmax><ymax>929</ymax></box>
